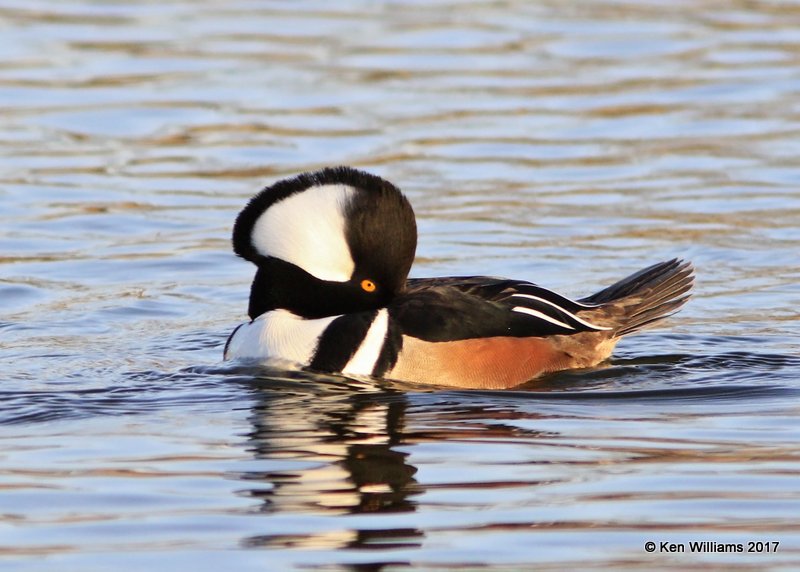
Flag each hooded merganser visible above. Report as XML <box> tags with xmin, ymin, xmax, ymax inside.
<box><xmin>224</xmin><ymin>166</ymin><xmax>694</xmax><ymax>389</ymax></box>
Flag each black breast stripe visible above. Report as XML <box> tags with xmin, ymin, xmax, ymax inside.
<box><xmin>223</xmin><ymin>323</ymin><xmax>244</xmax><ymax>360</ymax></box>
<box><xmin>372</xmin><ymin>318</ymin><xmax>402</xmax><ymax>377</ymax></box>
<box><xmin>309</xmin><ymin>310</ymin><xmax>378</xmax><ymax>373</ymax></box>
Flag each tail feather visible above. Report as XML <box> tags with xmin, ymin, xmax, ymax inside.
<box><xmin>581</xmin><ymin>258</ymin><xmax>694</xmax><ymax>337</ymax></box>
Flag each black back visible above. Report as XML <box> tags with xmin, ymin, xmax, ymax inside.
<box><xmin>389</xmin><ymin>276</ymin><xmax>604</xmax><ymax>341</ymax></box>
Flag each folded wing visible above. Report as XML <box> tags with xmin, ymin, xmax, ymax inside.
<box><xmin>392</xmin><ymin>277</ymin><xmax>609</xmax><ymax>341</ymax></box>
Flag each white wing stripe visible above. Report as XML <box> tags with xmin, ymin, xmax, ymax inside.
<box><xmin>514</xmin><ymin>284</ymin><xmax>599</xmax><ymax>309</ymax></box>
<box><xmin>512</xmin><ymin>306</ymin><xmax>574</xmax><ymax>330</ymax></box>
<box><xmin>511</xmin><ymin>293</ymin><xmax>612</xmax><ymax>331</ymax></box>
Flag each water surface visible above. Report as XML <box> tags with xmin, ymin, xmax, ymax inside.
<box><xmin>2</xmin><ymin>1</ymin><xmax>800</xmax><ymax>570</ymax></box>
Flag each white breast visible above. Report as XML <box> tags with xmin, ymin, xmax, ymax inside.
<box><xmin>225</xmin><ymin>308</ymin><xmax>391</xmax><ymax>377</ymax></box>
<box><xmin>224</xmin><ymin>310</ymin><xmax>339</xmax><ymax>365</ymax></box>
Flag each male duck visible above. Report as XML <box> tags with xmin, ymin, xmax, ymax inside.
<box><xmin>225</xmin><ymin>166</ymin><xmax>694</xmax><ymax>389</ymax></box>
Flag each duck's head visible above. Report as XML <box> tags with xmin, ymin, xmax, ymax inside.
<box><xmin>233</xmin><ymin>166</ymin><xmax>417</xmax><ymax>319</ymax></box>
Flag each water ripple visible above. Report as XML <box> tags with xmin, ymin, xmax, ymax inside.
<box><xmin>3</xmin><ymin>0</ymin><xmax>800</xmax><ymax>568</ymax></box>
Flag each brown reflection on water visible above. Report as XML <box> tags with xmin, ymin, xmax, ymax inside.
<box><xmin>241</xmin><ymin>384</ymin><xmax>423</xmax><ymax>550</ymax></box>
<box><xmin>237</xmin><ymin>378</ymin><xmax>800</xmax><ymax>556</ymax></box>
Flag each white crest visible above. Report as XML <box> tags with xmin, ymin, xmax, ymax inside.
<box><xmin>251</xmin><ymin>184</ymin><xmax>356</xmax><ymax>282</ymax></box>
<box><xmin>225</xmin><ymin>310</ymin><xmax>338</xmax><ymax>364</ymax></box>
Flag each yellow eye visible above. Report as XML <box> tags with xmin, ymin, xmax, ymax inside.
<box><xmin>360</xmin><ymin>279</ymin><xmax>377</xmax><ymax>293</ymax></box>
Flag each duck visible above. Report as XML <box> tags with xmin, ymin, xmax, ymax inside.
<box><xmin>224</xmin><ymin>166</ymin><xmax>694</xmax><ymax>389</ymax></box>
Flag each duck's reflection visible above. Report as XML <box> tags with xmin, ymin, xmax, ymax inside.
<box><xmin>240</xmin><ymin>372</ymin><xmax>423</xmax><ymax>550</ymax></box>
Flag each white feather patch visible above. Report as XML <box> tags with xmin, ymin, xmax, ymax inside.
<box><xmin>225</xmin><ymin>310</ymin><xmax>339</xmax><ymax>364</ymax></box>
<box><xmin>511</xmin><ymin>293</ymin><xmax>612</xmax><ymax>330</ymax></box>
<box><xmin>251</xmin><ymin>184</ymin><xmax>356</xmax><ymax>282</ymax></box>
<box><xmin>342</xmin><ymin>309</ymin><xmax>389</xmax><ymax>376</ymax></box>
<box><xmin>511</xmin><ymin>306</ymin><xmax>575</xmax><ymax>330</ymax></box>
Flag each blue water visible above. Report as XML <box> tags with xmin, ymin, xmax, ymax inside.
<box><xmin>2</xmin><ymin>1</ymin><xmax>800</xmax><ymax>570</ymax></box>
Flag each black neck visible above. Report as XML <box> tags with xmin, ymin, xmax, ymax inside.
<box><xmin>247</xmin><ymin>258</ymin><xmax>391</xmax><ymax>320</ymax></box>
